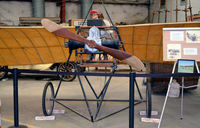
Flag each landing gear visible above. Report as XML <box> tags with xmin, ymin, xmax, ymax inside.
<box><xmin>57</xmin><ymin>62</ymin><xmax>76</xmax><ymax>82</ymax></box>
<box><xmin>42</xmin><ymin>82</ymin><xmax>55</xmax><ymax>116</ymax></box>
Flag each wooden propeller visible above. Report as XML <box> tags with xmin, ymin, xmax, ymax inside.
<box><xmin>41</xmin><ymin>19</ymin><xmax>145</xmax><ymax>71</ymax></box>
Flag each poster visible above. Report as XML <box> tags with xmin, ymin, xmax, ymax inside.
<box><xmin>170</xmin><ymin>31</ymin><xmax>184</xmax><ymax>41</ymax></box>
<box><xmin>186</xmin><ymin>30</ymin><xmax>200</xmax><ymax>43</ymax></box>
<box><xmin>183</xmin><ymin>48</ymin><xmax>197</xmax><ymax>55</ymax></box>
<box><xmin>167</xmin><ymin>44</ymin><xmax>181</xmax><ymax>59</ymax></box>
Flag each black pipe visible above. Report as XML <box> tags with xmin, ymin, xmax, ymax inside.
<box><xmin>13</xmin><ymin>68</ymin><xmax>19</xmax><ymax>127</ymax></box>
<box><xmin>8</xmin><ymin>69</ymin><xmax>27</xmax><ymax>128</ymax></box>
<box><xmin>129</xmin><ymin>72</ymin><xmax>135</xmax><ymax>128</ymax></box>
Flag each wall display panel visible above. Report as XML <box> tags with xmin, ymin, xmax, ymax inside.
<box><xmin>163</xmin><ymin>27</ymin><xmax>200</xmax><ymax>61</ymax></box>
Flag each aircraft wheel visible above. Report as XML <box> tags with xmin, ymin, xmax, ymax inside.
<box><xmin>0</xmin><ymin>66</ymin><xmax>8</xmax><ymax>81</ymax></box>
<box><xmin>42</xmin><ymin>82</ymin><xmax>55</xmax><ymax>116</ymax></box>
<box><xmin>146</xmin><ymin>83</ymin><xmax>152</xmax><ymax>118</ymax></box>
<box><xmin>57</xmin><ymin>62</ymin><xmax>76</xmax><ymax>82</ymax></box>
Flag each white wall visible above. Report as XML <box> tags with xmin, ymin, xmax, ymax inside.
<box><xmin>93</xmin><ymin>4</ymin><xmax>148</xmax><ymax>24</ymax></box>
<box><xmin>150</xmin><ymin>0</ymin><xmax>200</xmax><ymax>23</ymax></box>
<box><xmin>0</xmin><ymin>1</ymin><xmax>31</xmax><ymax>25</ymax></box>
<box><xmin>0</xmin><ymin>1</ymin><xmax>149</xmax><ymax>26</ymax></box>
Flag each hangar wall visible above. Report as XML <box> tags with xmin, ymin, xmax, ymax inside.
<box><xmin>0</xmin><ymin>0</ymin><xmax>149</xmax><ymax>26</ymax></box>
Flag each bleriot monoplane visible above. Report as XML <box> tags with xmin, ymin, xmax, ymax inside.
<box><xmin>41</xmin><ymin>18</ymin><xmax>152</xmax><ymax>122</ymax></box>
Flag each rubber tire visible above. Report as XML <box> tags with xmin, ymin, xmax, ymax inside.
<box><xmin>146</xmin><ymin>83</ymin><xmax>152</xmax><ymax>118</ymax></box>
<box><xmin>0</xmin><ymin>66</ymin><xmax>8</xmax><ymax>81</ymax></box>
<box><xmin>42</xmin><ymin>82</ymin><xmax>55</xmax><ymax>116</ymax></box>
<box><xmin>57</xmin><ymin>62</ymin><xmax>76</xmax><ymax>82</ymax></box>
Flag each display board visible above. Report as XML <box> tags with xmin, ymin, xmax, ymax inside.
<box><xmin>163</xmin><ymin>27</ymin><xmax>200</xmax><ymax>61</ymax></box>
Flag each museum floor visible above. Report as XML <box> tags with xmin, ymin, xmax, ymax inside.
<box><xmin>0</xmin><ymin>70</ymin><xmax>200</xmax><ymax>128</ymax></box>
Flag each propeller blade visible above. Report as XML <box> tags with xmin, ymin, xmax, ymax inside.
<box><xmin>41</xmin><ymin>19</ymin><xmax>145</xmax><ymax>71</ymax></box>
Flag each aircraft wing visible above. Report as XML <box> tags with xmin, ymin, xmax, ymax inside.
<box><xmin>0</xmin><ymin>26</ymin><xmax>75</xmax><ymax>66</ymax></box>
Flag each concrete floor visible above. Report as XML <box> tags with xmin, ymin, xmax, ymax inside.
<box><xmin>0</xmin><ymin>71</ymin><xmax>200</xmax><ymax>128</ymax></box>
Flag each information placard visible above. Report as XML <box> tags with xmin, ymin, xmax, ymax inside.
<box><xmin>163</xmin><ymin>28</ymin><xmax>200</xmax><ymax>61</ymax></box>
<box><xmin>177</xmin><ymin>59</ymin><xmax>195</xmax><ymax>73</ymax></box>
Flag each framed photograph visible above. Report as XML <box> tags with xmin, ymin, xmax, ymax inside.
<box><xmin>177</xmin><ymin>59</ymin><xmax>195</xmax><ymax>73</ymax></box>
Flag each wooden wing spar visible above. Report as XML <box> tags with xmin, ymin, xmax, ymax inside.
<box><xmin>41</xmin><ymin>19</ymin><xmax>145</xmax><ymax>71</ymax></box>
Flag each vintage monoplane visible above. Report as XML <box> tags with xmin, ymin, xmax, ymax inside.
<box><xmin>41</xmin><ymin>15</ymin><xmax>151</xmax><ymax>121</ymax></box>
<box><xmin>40</xmin><ymin>15</ymin><xmax>152</xmax><ymax>121</ymax></box>
<box><xmin>38</xmin><ymin>0</ymin><xmax>152</xmax><ymax>121</ymax></box>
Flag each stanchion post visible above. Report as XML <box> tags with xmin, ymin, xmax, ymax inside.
<box><xmin>13</xmin><ymin>68</ymin><xmax>19</xmax><ymax>127</ymax></box>
<box><xmin>129</xmin><ymin>72</ymin><xmax>135</xmax><ymax>128</ymax></box>
<box><xmin>9</xmin><ymin>68</ymin><xmax>27</xmax><ymax>128</ymax></box>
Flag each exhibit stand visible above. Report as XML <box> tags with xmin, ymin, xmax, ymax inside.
<box><xmin>158</xmin><ymin>27</ymin><xmax>200</xmax><ymax>128</ymax></box>
<box><xmin>158</xmin><ymin>59</ymin><xmax>199</xmax><ymax>128</ymax></box>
